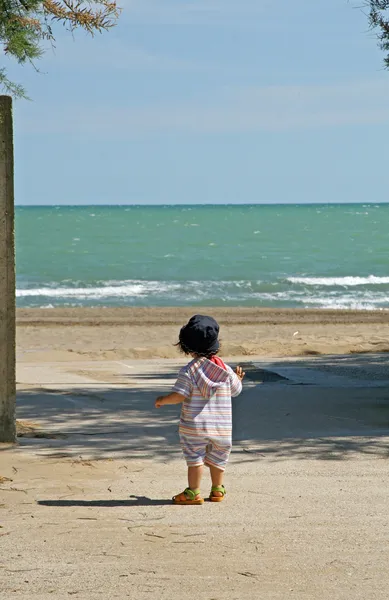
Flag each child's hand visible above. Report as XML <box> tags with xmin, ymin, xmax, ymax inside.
<box><xmin>235</xmin><ymin>366</ymin><xmax>245</xmax><ymax>381</ymax></box>
<box><xmin>155</xmin><ymin>396</ymin><xmax>165</xmax><ymax>408</ymax></box>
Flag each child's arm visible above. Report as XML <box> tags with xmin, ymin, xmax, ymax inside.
<box><xmin>230</xmin><ymin>365</ymin><xmax>245</xmax><ymax>397</ymax></box>
<box><xmin>156</xmin><ymin>368</ymin><xmax>192</xmax><ymax>408</ymax></box>
<box><xmin>155</xmin><ymin>392</ymin><xmax>186</xmax><ymax>408</ymax></box>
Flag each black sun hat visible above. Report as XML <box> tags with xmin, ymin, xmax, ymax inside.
<box><xmin>179</xmin><ymin>315</ymin><xmax>220</xmax><ymax>356</ymax></box>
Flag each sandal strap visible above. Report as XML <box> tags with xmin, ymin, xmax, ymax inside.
<box><xmin>211</xmin><ymin>485</ymin><xmax>226</xmax><ymax>495</ymax></box>
<box><xmin>184</xmin><ymin>488</ymin><xmax>200</xmax><ymax>500</ymax></box>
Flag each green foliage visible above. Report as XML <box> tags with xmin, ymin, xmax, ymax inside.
<box><xmin>0</xmin><ymin>68</ymin><xmax>27</xmax><ymax>97</ymax></box>
<box><xmin>367</xmin><ymin>1</ymin><xmax>389</xmax><ymax>68</ymax></box>
<box><xmin>0</xmin><ymin>0</ymin><xmax>120</xmax><ymax>98</ymax></box>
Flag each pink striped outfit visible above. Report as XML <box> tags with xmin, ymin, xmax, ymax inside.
<box><xmin>172</xmin><ymin>357</ymin><xmax>242</xmax><ymax>470</ymax></box>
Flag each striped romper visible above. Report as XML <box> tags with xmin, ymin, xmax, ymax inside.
<box><xmin>172</xmin><ymin>357</ymin><xmax>242</xmax><ymax>471</ymax></box>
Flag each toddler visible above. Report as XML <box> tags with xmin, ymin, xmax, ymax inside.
<box><xmin>155</xmin><ymin>315</ymin><xmax>245</xmax><ymax>504</ymax></box>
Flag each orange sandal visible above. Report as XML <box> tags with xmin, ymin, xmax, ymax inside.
<box><xmin>172</xmin><ymin>488</ymin><xmax>204</xmax><ymax>505</ymax></box>
<box><xmin>209</xmin><ymin>485</ymin><xmax>226</xmax><ymax>502</ymax></box>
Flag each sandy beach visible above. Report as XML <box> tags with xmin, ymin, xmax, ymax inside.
<box><xmin>1</xmin><ymin>307</ymin><xmax>388</xmax><ymax>598</ymax></box>
<box><xmin>17</xmin><ymin>307</ymin><xmax>389</xmax><ymax>362</ymax></box>
<box><xmin>2</xmin><ymin>335</ymin><xmax>389</xmax><ymax>598</ymax></box>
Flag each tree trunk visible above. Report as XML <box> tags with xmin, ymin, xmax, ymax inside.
<box><xmin>0</xmin><ymin>96</ymin><xmax>16</xmax><ymax>443</ymax></box>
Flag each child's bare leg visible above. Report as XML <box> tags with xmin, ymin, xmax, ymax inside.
<box><xmin>188</xmin><ymin>465</ymin><xmax>203</xmax><ymax>496</ymax></box>
<box><xmin>209</xmin><ymin>464</ymin><xmax>224</xmax><ymax>497</ymax></box>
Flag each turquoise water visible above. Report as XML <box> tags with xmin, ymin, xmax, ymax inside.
<box><xmin>15</xmin><ymin>204</ymin><xmax>389</xmax><ymax>309</ymax></box>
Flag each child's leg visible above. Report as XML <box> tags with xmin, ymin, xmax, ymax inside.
<box><xmin>209</xmin><ymin>464</ymin><xmax>224</xmax><ymax>497</ymax></box>
<box><xmin>188</xmin><ymin>465</ymin><xmax>203</xmax><ymax>492</ymax></box>
<box><xmin>178</xmin><ymin>433</ymin><xmax>207</xmax><ymax>499</ymax></box>
<box><xmin>205</xmin><ymin>436</ymin><xmax>231</xmax><ymax>498</ymax></box>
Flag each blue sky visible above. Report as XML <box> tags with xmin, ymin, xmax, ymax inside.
<box><xmin>5</xmin><ymin>0</ymin><xmax>389</xmax><ymax>205</ymax></box>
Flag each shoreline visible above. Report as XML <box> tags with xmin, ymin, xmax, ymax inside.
<box><xmin>16</xmin><ymin>307</ymin><xmax>389</xmax><ymax>326</ymax></box>
<box><xmin>16</xmin><ymin>307</ymin><xmax>389</xmax><ymax>361</ymax></box>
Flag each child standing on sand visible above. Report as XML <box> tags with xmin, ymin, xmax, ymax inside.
<box><xmin>155</xmin><ymin>315</ymin><xmax>245</xmax><ymax>505</ymax></box>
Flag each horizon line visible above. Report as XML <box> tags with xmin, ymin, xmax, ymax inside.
<box><xmin>15</xmin><ymin>201</ymin><xmax>389</xmax><ymax>208</ymax></box>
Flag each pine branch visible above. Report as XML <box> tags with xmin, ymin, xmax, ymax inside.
<box><xmin>43</xmin><ymin>0</ymin><xmax>119</xmax><ymax>34</ymax></box>
<box><xmin>0</xmin><ymin>68</ymin><xmax>28</xmax><ymax>98</ymax></box>
<box><xmin>366</xmin><ymin>0</ymin><xmax>389</xmax><ymax>67</ymax></box>
<box><xmin>0</xmin><ymin>0</ymin><xmax>120</xmax><ymax>96</ymax></box>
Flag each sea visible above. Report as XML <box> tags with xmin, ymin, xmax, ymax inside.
<box><xmin>15</xmin><ymin>204</ymin><xmax>389</xmax><ymax>310</ymax></box>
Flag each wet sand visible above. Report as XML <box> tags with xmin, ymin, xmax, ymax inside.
<box><xmin>16</xmin><ymin>307</ymin><xmax>389</xmax><ymax>362</ymax></box>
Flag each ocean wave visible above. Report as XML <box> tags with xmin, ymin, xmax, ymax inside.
<box><xmin>15</xmin><ymin>279</ymin><xmax>389</xmax><ymax>310</ymax></box>
<box><xmin>17</xmin><ymin>281</ymin><xmax>181</xmax><ymax>299</ymax></box>
<box><xmin>16</xmin><ymin>279</ymin><xmax>255</xmax><ymax>300</ymax></box>
<box><xmin>302</xmin><ymin>297</ymin><xmax>384</xmax><ymax>310</ymax></box>
<box><xmin>287</xmin><ymin>276</ymin><xmax>389</xmax><ymax>286</ymax></box>
<box><xmin>251</xmin><ymin>291</ymin><xmax>389</xmax><ymax>309</ymax></box>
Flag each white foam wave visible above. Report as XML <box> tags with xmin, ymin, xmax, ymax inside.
<box><xmin>302</xmin><ymin>297</ymin><xmax>385</xmax><ymax>310</ymax></box>
<box><xmin>16</xmin><ymin>280</ymin><xmax>253</xmax><ymax>300</ymax></box>
<box><xmin>243</xmin><ymin>290</ymin><xmax>389</xmax><ymax>310</ymax></box>
<box><xmin>16</xmin><ymin>279</ymin><xmax>389</xmax><ymax>310</ymax></box>
<box><xmin>287</xmin><ymin>276</ymin><xmax>389</xmax><ymax>286</ymax></box>
<box><xmin>17</xmin><ymin>281</ymin><xmax>181</xmax><ymax>299</ymax></box>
